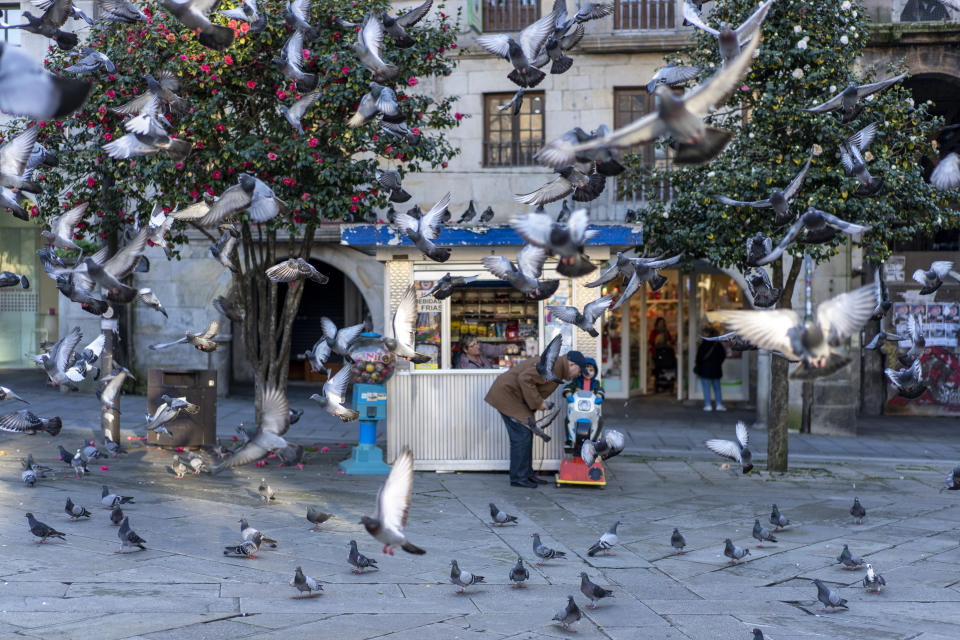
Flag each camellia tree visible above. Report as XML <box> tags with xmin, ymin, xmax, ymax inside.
<box><xmin>5</xmin><ymin>0</ymin><xmax>462</xmax><ymax>405</ymax></box>
<box><xmin>621</xmin><ymin>0</ymin><xmax>957</xmax><ymax>470</ymax></box>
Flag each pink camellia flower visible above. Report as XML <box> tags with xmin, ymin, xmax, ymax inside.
<box><xmin>341</xmin><ymin>65</ymin><xmax>350</xmax><ymax>75</ymax></box>
<box><xmin>240</xmin><ymin>22</ymin><xmax>249</xmax><ymax>33</ymax></box>
<box><xmin>103</xmin><ymin>132</ymin><xmax>112</xmax><ymax>141</ymax></box>
<box><xmin>351</xmin><ymin>195</ymin><xmax>360</xmax><ymax>203</ymax></box>
<box><xmin>282</xmin><ymin>177</ymin><xmax>295</xmax><ymax>186</ymax></box>
<box><xmin>411</xmin><ymin>127</ymin><xmax>421</xmax><ymax>135</ymax></box>
<box><xmin>201</xmin><ymin>63</ymin><xmax>210</xmax><ymax>74</ymax></box>
<box><xmin>212</xmin><ymin>169</ymin><xmax>222</xmax><ymax>179</ymax></box>
<box><xmin>267</xmin><ymin>152</ymin><xmax>278</xmax><ymax>161</ymax></box>
<box><xmin>321</xmin><ymin>446</ymin><xmax>330</xmax><ymax>453</ymax></box>
<box><xmin>224</xmin><ymin>54</ymin><xmax>233</xmax><ymax>66</ymax></box>
<box><xmin>175</xmin><ymin>162</ymin><xmax>184</xmax><ymax>169</ymax></box>
<box><xmin>338</xmin><ymin>443</ymin><xmax>348</xmax><ymax>448</ymax></box>
<box><xmin>276</xmin><ymin>89</ymin><xmax>287</xmax><ymax>99</ymax></box>
<box><xmin>247</xmin><ymin>80</ymin><xmax>256</xmax><ymax>89</ymax></box>
<box><xmin>86</xmin><ymin>176</ymin><xmax>95</xmax><ymax>188</ymax></box>
<box><xmin>295</xmin><ymin>464</ymin><xmax>304</xmax><ymax>470</ymax></box>
<box><xmin>454</xmin><ymin>112</ymin><xmax>463</xmax><ymax>121</ymax></box>
<box><xmin>268</xmin><ymin>453</ymin><xmax>277</xmax><ymax>459</ymax></box>
<box><xmin>190</xmin><ymin>189</ymin><xmax>199</xmax><ymax>199</ymax></box>
<box><xmin>407</xmin><ymin>77</ymin><xmax>418</xmax><ymax>86</ymax></box>
<box><xmin>231</xmin><ymin>435</ymin><xmax>238</xmax><ymax>441</ymax></box>
<box><xmin>301</xmin><ymin>192</ymin><xmax>310</xmax><ymax>201</ymax></box>
<box><xmin>176</xmin><ymin>446</ymin><xmax>185</xmax><ymax>452</ymax></box>
<box><xmin>350</xmin><ymin>204</ymin><xmax>357</xmax><ymax>212</ymax></box>
<box><xmin>307</xmin><ymin>137</ymin><xmax>318</xmax><ymax>148</ymax></box>
<box><xmin>741</xmin><ymin>84</ymin><xmax>749</xmax><ymax>91</ymax></box>
<box><xmin>30</xmin><ymin>206</ymin><xmax>39</xmax><ymax>217</ymax></box>
<box><xmin>100</xmin><ymin>465</ymin><xmax>109</xmax><ymax>471</ymax></box>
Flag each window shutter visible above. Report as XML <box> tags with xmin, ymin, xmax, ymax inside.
<box><xmin>467</xmin><ymin>0</ymin><xmax>483</xmax><ymax>33</ymax></box>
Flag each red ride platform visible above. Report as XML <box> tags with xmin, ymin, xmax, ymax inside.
<box><xmin>556</xmin><ymin>456</ymin><xmax>606</xmax><ymax>487</ymax></box>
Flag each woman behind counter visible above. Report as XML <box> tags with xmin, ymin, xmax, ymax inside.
<box><xmin>455</xmin><ymin>335</ymin><xmax>518</xmax><ymax>369</ymax></box>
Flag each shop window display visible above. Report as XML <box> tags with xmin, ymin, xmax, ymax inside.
<box><xmin>450</xmin><ymin>282</ymin><xmax>540</xmax><ymax>368</ymax></box>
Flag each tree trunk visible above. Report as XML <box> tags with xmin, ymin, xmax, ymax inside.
<box><xmin>766</xmin><ymin>257</ymin><xmax>803</xmax><ymax>472</ymax></box>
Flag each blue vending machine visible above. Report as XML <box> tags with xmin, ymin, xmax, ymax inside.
<box><xmin>339</xmin><ymin>334</ymin><xmax>393</xmax><ymax>474</ymax></box>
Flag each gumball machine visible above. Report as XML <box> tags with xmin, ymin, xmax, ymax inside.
<box><xmin>340</xmin><ymin>333</ymin><xmax>395</xmax><ymax>474</ymax></box>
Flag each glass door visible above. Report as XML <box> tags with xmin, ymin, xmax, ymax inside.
<box><xmin>689</xmin><ymin>272</ymin><xmax>750</xmax><ymax>401</ymax></box>
<box><xmin>0</xmin><ymin>218</ymin><xmax>40</xmax><ymax>366</ymax></box>
<box><xmin>644</xmin><ymin>270</ymin><xmax>679</xmax><ymax>395</ymax></box>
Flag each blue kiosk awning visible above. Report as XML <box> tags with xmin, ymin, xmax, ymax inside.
<box><xmin>340</xmin><ymin>224</ymin><xmax>642</xmax><ymax>248</ymax></box>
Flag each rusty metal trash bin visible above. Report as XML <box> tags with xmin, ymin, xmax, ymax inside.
<box><xmin>146</xmin><ymin>369</ymin><xmax>217</xmax><ymax>448</ymax></box>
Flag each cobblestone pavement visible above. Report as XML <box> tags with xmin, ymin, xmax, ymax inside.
<box><xmin>2</xmin><ymin>418</ymin><xmax>960</xmax><ymax>639</ymax></box>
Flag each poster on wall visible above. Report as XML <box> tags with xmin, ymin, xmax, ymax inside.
<box><xmin>414</xmin><ymin>281</ymin><xmax>441</xmax><ymax>369</ymax></box>
<box><xmin>884</xmin><ymin>256</ymin><xmax>906</xmax><ymax>282</ymax></box>
<box><xmin>885</xmin><ymin>346</ymin><xmax>960</xmax><ymax>415</ymax></box>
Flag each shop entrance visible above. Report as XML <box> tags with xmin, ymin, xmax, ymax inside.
<box><xmin>601</xmin><ymin>268</ymin><xmax>750</xmax><ymax>403</ymax></box>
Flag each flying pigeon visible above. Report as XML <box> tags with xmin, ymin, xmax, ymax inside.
<box><xmin>349</xmin><ymin>82</ymin><xmax>401</xmax><ymax>129</ymax></box>
<box><xmin>850</xmin><ymin>497</ymin><xmax>866</xmax><ymax>524</ymax></box>
<box><xmin>755</xmin><ymin>208</ymin><xmax>872</xmax><ymax>267</ymax></box>
<box><xmin>930</xmin><ymin>151</ymin><xmax>960</xmax><ymax>190</ymax></box>
<box><xmin>514</xmin><ymin>162</ymin><xmax>607</xmax><ymax>205</ymax></box>
<box><xmin>609</xmin><ymin>254</ymin><xmax>684</xmax><ymax>310</ymax></box>
<box><xmin>149</xmin><ymin>320</ymin><xmax>219</xmax><ymax>352</ymax></box>
<box><xmin>839</xmin><ymin>122</ymin><xmax>884</xmax><ymax>196</ymax></box>
<box><xmin>744</xmin><ymin>268</ymin><xmax>781</xmax><ymax>308</ymax></box>
<box><xmin>310</xmin><ymin>366</ymin><xmax>360</xmax><ymax>422</ymax></box>
<box><xmin>220</xmin><ymin>0</ymin><xmax>267</xmax><ymax>31</ymax></box>
<box><xmin>0</xmin><ymin>43</ymin><xmax>91</xmax><ymax>119</ymax></box>
<box><xmin>898</xmin><ymin>313</ymin><xmax>926</xmax><ymax>367</ymax></box>
<box><xmin>266</xmin><ymin>258</ymin><xmax>330</xmax><ymax>285</ymax></box>
<box><xmin>99</xmin><ymin>366</ymin><xmax>133</xmax><ymax>412</ymax></box>
<box><xmin>489</xmin><ymin>503</ymin><xmax>519</xmax><ymax>526</ymax></box>
<box><xmin>0</xmin><ymin>385</ymin><xmax>29</xmax><ymax>405</ymax></box>
<box><xmin>535</xmin><ymin>334</ymin><xmax>563</xmax><ymax>384</ymax></box>
<box><xmin>348</xmin><ymin>539</ymin><xmax>379</xmax><ymax>573</ymax></box>
<box><xmin>549</xmin><ymin>294</ymin><xmax>614</xmax><ymax>337</ymax></box>
<box><xmin>303</xmin><ymin>338</ymin><xmax>331</xmax><ymax>374</ymax></box>
<box><xmin>64</xmin><ymin>497</ymin><xmax>91</xmax><ymax>520</ymax></box>
<box><xmin>117</xmin><ymin>516</ymin><xmax>147</xmax><ymax>553</ymax></box>
<box><xmin>581</xmin><ymin>429</ymin><xmax>626</xmax><ymax>466</ymax></box>
<box><xmin>320</xmin><ymin>318</ymin><xmax>364</xmax><ymax>357</ymax></box>
<box><xmin>273</xmin><ymin>30</ymin><xmax>317</xmax><ymax>92</ymax></box>
<box><xmin>114</xmin><ymin>71</ymin><xmax>191</xmax><ymax>116</ymax></box>
<box><xmin>224</xmin><ymin>532</ymin><xmax>261</xmax><ymax>558</ymax></box>
<box><xmin>450</xmin><ymin>560</ymin><xmax>485</xmax><ymax>593</ymax></box>
<box><xmin>912</xmin><ymin>260</ymin><xmax>953</xmax><ymax>295</ymax></box>
<box><xmin>862</xmin><ymin>563</ymin><xmax>885</xmax><ymax>593</ymax></box>
<box><xmin>1</xmin><ymin>10</ymin><xmax>79</xmax><ymax>51</ymax></box>
<box><xmin>101</xmin><ymin>485</ymin><xmax>135</xmax><ymax>508</ymax></box>
<box><xmin>31</xmin><ymin>325</ymin><xmax>84</xmax><ymax>387</ymax></box>
<box><xmin>340</xmin><ymin>0</ymin><xmax>432</xmax><ymax>48</ymax></box>
<box><xmin>482</xmin><ymin>245</ymin><xmax>559</xmax><ymax>301</ymax></box>
<box><xmin>0</xmin><ymin>410</ymin><xmax>62</xmax><ymax>436</ymax></box>
<box><xmin>532</xmin><ymin>23</ymin><xmax>585</xmax><ymax>75</ymax></box>
<box><xmin>307</xmin><ymin>507</ymin><xmax>333</xmax><ymax>530</ymax></box>
<box><xmin>769</xmin><ymin>504</ymin><xmax>790</xmax><ymax>531</ymax></box>
<box><xmin>752</xmin><ymin>519</ymin><xmax>777</xmax><ymax>547</ymax></box>
<box><xmin>531</xmin><ymin>533</ymin><xmax>566</xmax><ymax>564</ymax></box>
<box><xmin>375</xmin><ymin>169</ymin><xmax>412</xmax><ymax>203</ymax></box>
<box><xmin>682</xmin><ymin>0</ymin><xmax>773</xmax><ymax>67</ymax></box>
<box><xmin>284</xmin><ymin>0</ymin><xmax>315</xmax><ymax>32</ymax></box>
<box><xmin>64</xmin><ymin>333</ymin><xmax>105</xmax><ymax>383</ymax></box>
<box><xmin>383</xmin><ymin>285</ymin><xmax>432</xmax><ymax>363</ymax></box>
<box><xmin>552</xmin><ymin>595</ymin><xmax>582</xmax><ymax>631</ymax></box>
<box><xmin>353</xmin><ymin>13</ymin><xmax>400</xmax><ymax>83</ymax></box>
<box><xmin>537</xmin><ymin>30</ymin><xmax>762</xmax><ymax>167</ymax></box>
<box><xmin>0</xmin><ymin>126</ymin><xmax>41</xmax><ymax>193</ymax></box>
<box><xmin>190</xmin><ymin>173</ymin><xmax>289</xmax><ymax>227</ymax></box>
<box><xmin>422</xmin><ymin>273</ymin><xmax>477</xmax><ymax>300</ymax></box>
<box><xmin>509</xmin><ymin>557</ymin><xmax>529</xmax><ymax>588</ymax></box>
<box><xmin>161</xmin><ymin>0</ymin><xmax>235</xmax><ymax>50</ymax></box>
<box><xmin>579</xmin><ymin>572</ymin><xmax>614</xmax><ymax>609</ymax></box>
<box><xmin>211</xmin><ymin>387</ymin><xmax>293</xmax><ymax>470</ymax></box>
<box><xmin>40</xmin><ymin>202</ymin><xmax>88</xmax><ymax>252</ymax></box>
<box><xmin>713</xmin><ymin>154</ymin><xmax>813</xmax><ymax>227</ymax></box>
<box><xmin>804</xmin><ymin>73</ymin><xmax>908</xmax><ymax>122</ymax></box>
<box><xmin>511</xmin><ymin>207</ymin><xmax>597</xmax><ymax>277</ymax></box>
<box><xmin>361</xmin><ymin>446</ymin><xmax>425</xmax><ymax>554</ymax></box>
<box><xmin>885</xmin><ymin>359</ymin><xmax>926</xmax><ymax>400</ymax></box>
<box><xmin>103</xmin><ymin>96</ymin><xmax>192</xmax><ymax>163</ymax></box>
<box><xmin>871</xmin><ymin>268</ymin><xmax>892</xmax><ymax>319</ymax></box>
<box><xmin>476</xmin><ymin>7</ymin><xmax>559</xmax><ymax>87</ymax></box>
<box><xmin>587</xmin><ymin>520</ymin><xmax>620</xmax><ymax>556</ymax></box>
<box><xmin>280</xmin><ymin>90</ymin><xmax>322</xmax><ymax>135</ymax></box>
<box><xmin>716</xmin><ymin>283</ymin><xmax>877</xmax><ymax>380</ymax></box>
<box><xmin>26</xmin><ymin>513</ymin><xmax>65</xmax><ymax>543</ymax></box>
<box><xmin>290</xmin><ymin>566</ymin><xmax>322</xmax><ymax>598</ymax></box>
<box><xmin>671</xmin><ymin>528</ymin><xmax>686</xmax><ymax>554</ymax></box>
<box><xmin>705</xmin><ymin>421</ymin><xmax>753</xmax><ymax>473</ymax></box>
<box><xmin>724</xmin><ymin>538</ymin><xmax>750</xmax><ymax>564</ymax></box>
<box><xmin>96</xmin><ymin>0</ymin><xmax>148</xmax><ymax>23</ymax></box>
<box><xmin>646</xmin><ymin>62</ymin><xmax>701</xmax><ymax>93</ymax></box>
<box><xmin>813</xmin><ymin>578</ymin><xmax>847</xmax><ymax>612</ymax></box>
<box><xmin>940</xmin><ymin>464</ymin><xmax>960</xmax><ymax>492</ymax></box>
<box><xmin>395</xmin><ymin>193</ymin><xmax>451</xmax><ymax>262</ymax></box>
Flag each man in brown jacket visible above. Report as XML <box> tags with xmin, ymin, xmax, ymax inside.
<box><xmin>485</xmin><ymin>350</ymin><xmax>589</xmax><ymax>487</ymax></box>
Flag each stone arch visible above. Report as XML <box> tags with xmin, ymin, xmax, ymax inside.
<box><xmin>307</xmin><ymin>246</ymin><xmax>384</xmax><ymax>334</ymax></box>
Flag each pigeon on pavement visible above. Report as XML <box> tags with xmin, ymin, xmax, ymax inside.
<box><xmin>769</xmin><ymin>504</ymin><xmax>790</xmax><ymax>531</ymax></box>
<box><xmin>26</xmin><ymin>513</ymin><xmax>65</xmax><ymax>543</ymax></box>
<box><xmin>349</xmin><ymin>539</ymin><xmax>379</xmax><ymax>573</ymax></box>
<box><xmin>110</xmin><ymin>506</ymin><xmax>124</xmax><ymax>526</ymax></box>
<box><xmin>671</xmin><ymin>528</ymin><xmax>686</xmax><ymax>554</ymax></box>
<box><xmin>804</xmin><ymin>73</ymin><xmax>908</xmax><ymax>122</ymax></box>
<box><xmin>579</xmin><ymin>572</ymin><xmax>614</xmax><ymax>608</ymax></box>
<box><xmin>850</xmin><ymin>497</ymin><xmax>866</xmax><ymax>524</ymax></box>
<box><xmin>117</xmin><ymin>516</ymin><xmax>147</xmax><ymax>553</ymax></box>
<box><xmin>509</xmin><ymin>557</ymin><xmax>530</xmax><ymax>588</ymax></box>
<box><xmin>489</xmin><ymin>503</ymin><xmax>519</xmax><ymax>526</ymax></box>
<box><xmin>941</xmin><ymin>465</ymin><xmax>960</xmax><ymax>492</ymax></box>
<box><xmin>837</xmin><ymin>544</ymin><xmax>865</xmax><ymax>569</ymax></box>
<box><xmin>862</xmin><ymin>563</ymin><xmax>886</xmax><ymax>593</ymax></box>
<box><xmin>587</xmin><ymin>520</ymin><xmax>620</xmax><ymax>556</ymax></box>
<box><xmin>224</xmin><ymin>531</ymin><xmax>261</xmax><ymax>558</ymax></box>
<box><xmin>450</xmin><ymin>560</ymin><xmax>485</xmax><ymax>593</ymax></box>
<box><xmin>258</xmin><ymin>479</ymin><xmax>276</xmax><ymax>502</ymax></box>
<box><xmin>532</xmin><ymin>533</ymin><xmax>566</xmax><ymax>564</ymax></box>
<box><xmin>813</xmin><ymin>578</ymin><xmax>848</xmax><ymax>612</ymax></box>
<box><xmin>290</xmin><ymin>566</ymin><xmax>322</xmax><ymax>598</ymax></box>
<box><xmin>240</xmin><ymin>517</ymin><xmax>277</xmax><ymax>548</ymax></box>
<box><xmin>361</xmin><ymin>446</ymin><xmax>425</xmax><ymax>554</ymax></box>
<box><xmin>705</xmin><ymin>421</ymin><xmax>753</xmax><ymax>473</ymax></box>
<box><xmin>101</xmin><ymin>485</ymin><xmax>134</xmax><ymax>508</ymax></box>
<box><xmin>752</xmin><ymin>519</ymin><xmax>777</xmax><ymax>547</ymax></box>
<box><xmin>552</xmin><ymin>595</ymin><xmax>582</xmax><ymax>631</ymax></box>
<box><xmin>307</xmin><ymin>507</ymin><xmax>333</xmax><ymax>530</ymax></box>
<box><xmin>724</xmin><ymin>538</ymin><xmax>750</xmax><ymax>564</ymax></box>
<box><xmin>64</xmin><ymin>497</ymin><xmax>91</xmax><ymax>520</ymax></box>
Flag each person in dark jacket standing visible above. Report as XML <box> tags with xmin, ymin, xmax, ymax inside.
<box><xmin>485</xmin><ymin>350</ymin><xmax>587</xmax><ymax>487</ymax></box>
<box><xmin>694</xmin><ymin>325</ymin><xmax>727</xmax><ymax>411</ymax></box>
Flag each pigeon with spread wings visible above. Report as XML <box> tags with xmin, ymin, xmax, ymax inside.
<box><xmin>705</xmin><ymin>420</ymin><xmax>753</xmax><ymax>473</ymax></box>
<box><xmin>149</xmin><ymin>320</ymin><xmax>220</xmax><ymax>352</ymax></box>
<box><xmin>266</xmin><ymin>258</ymin><xmax>330</xmax><ymax>285</ymax></box>
<box><xmin>804</xmin><ymin>73</ymin><xmax>908</xmax><ymax>123</ymax></box>
<box><xmin>0</xmin><ymin>43</ymin><xmax>91</xmax><ymax>120</ymax></box>
<box><xmin>511</xmin><ymin>207</ymin><xmax>597</xmax><ymax>277</ymax></box>
<box><xmin>353</xmin><ymin>13</ymin><xmax>400</xmax><ymax>83</ymax></box>
<box><xmin>361</xmin><ymin>446</ymin><xmax>425</xmax><ymax>554</ymax></box>
<box><xmin>0</xmin><ymin>126</ymin><xmax>41</xmax><ymax>193</ymax></box>
<box><xmin>755</xmin><ymin>208</ymin><xmax>872</xmax><ymax>267</ymax></box>
<box><xmin>187</xmin><ymin>173</ymin><xmax>289</xmax><ymax>228</ymax></box>
<box><xmin>714</xmin><ymin>155</ymin><xmax>813</xmax><ymax>227</ymax></box>
<box><xmin>716</xmin><ymin>283</ymin><xmax>877</xmax><ymax>379</ymax></box>
<box><xmin>549</xmin><ymin>294</ymin><xmax>614</xmax><ymax>337</ymax></box>
<box><xmin>394</xmin><ymin>193</ymin><xmax>451</xmax><ymax>262</ymax></box>
<box><xmin>537</xmin><ymin>30</ymin><xmax>762</xmax><ymax>168</ymax></box>
<box><xmin>482</xmin><ymin>245</ymin><xmax>559</xmax><ymax>301</ymax></box>
<box><xmin>682</xmin><ymin>0</ymin><xmax>773</xmax><ymax>67</ymax></box>
<box><xmin>839</xmin><ymin>122</ymin><xmax>884</xmax><ymax>197</ymax></box>
<box><xmin>161</xmin><ymin>0</ymin><xmax>235</xmax><ymax>50</ymax></box>
<box><xmin>212</xmin><ymin>387</ymin><xmax>292</xmax><ymax>471</ymax></box>
<box><xmin>476</xmin><ymin>7</ymin><xmax>558</xmax><ymax>88</ymax></box>
<box><xmin>383</xmin><ymin>285</ymin><xmax>431</xmax><ymax>363</ymax></box>
<box><xmin>341</xmin><ymin>0</ymin><xmax>433</xmax><ymax>48</ymax></box>
<box><xmin>310</xmin><ymin>366</ymin><xmax>360</xmax><ymax>421</ymax></box>
<box><xmin>114</xmin><ymin>71</ymin><xmax>190</xmax><ymax>117</ymax></box>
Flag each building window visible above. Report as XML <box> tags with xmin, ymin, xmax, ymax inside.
<box><xmin>614</xmin><ymin>0</ymin><xmax>676</xmax><ymax>30</ymax></box>
<box><xmin>0</xmin><ymin>4</ymin><xmax>21</xmax><ymax>45</ymax></box>
<box><xmin>483</xmin><ymin>91</ymin><xmax>544</xmax><ymax>167</ymax></box>
<box><xmin>483</xmin><ymin>0</ymin><xmax>539</xmax><ymax>33</ymax></box>
<box><xmin>613</xmin><ymin>87</ymin><xmax>673</xmax><ymax>203</ymax></box>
